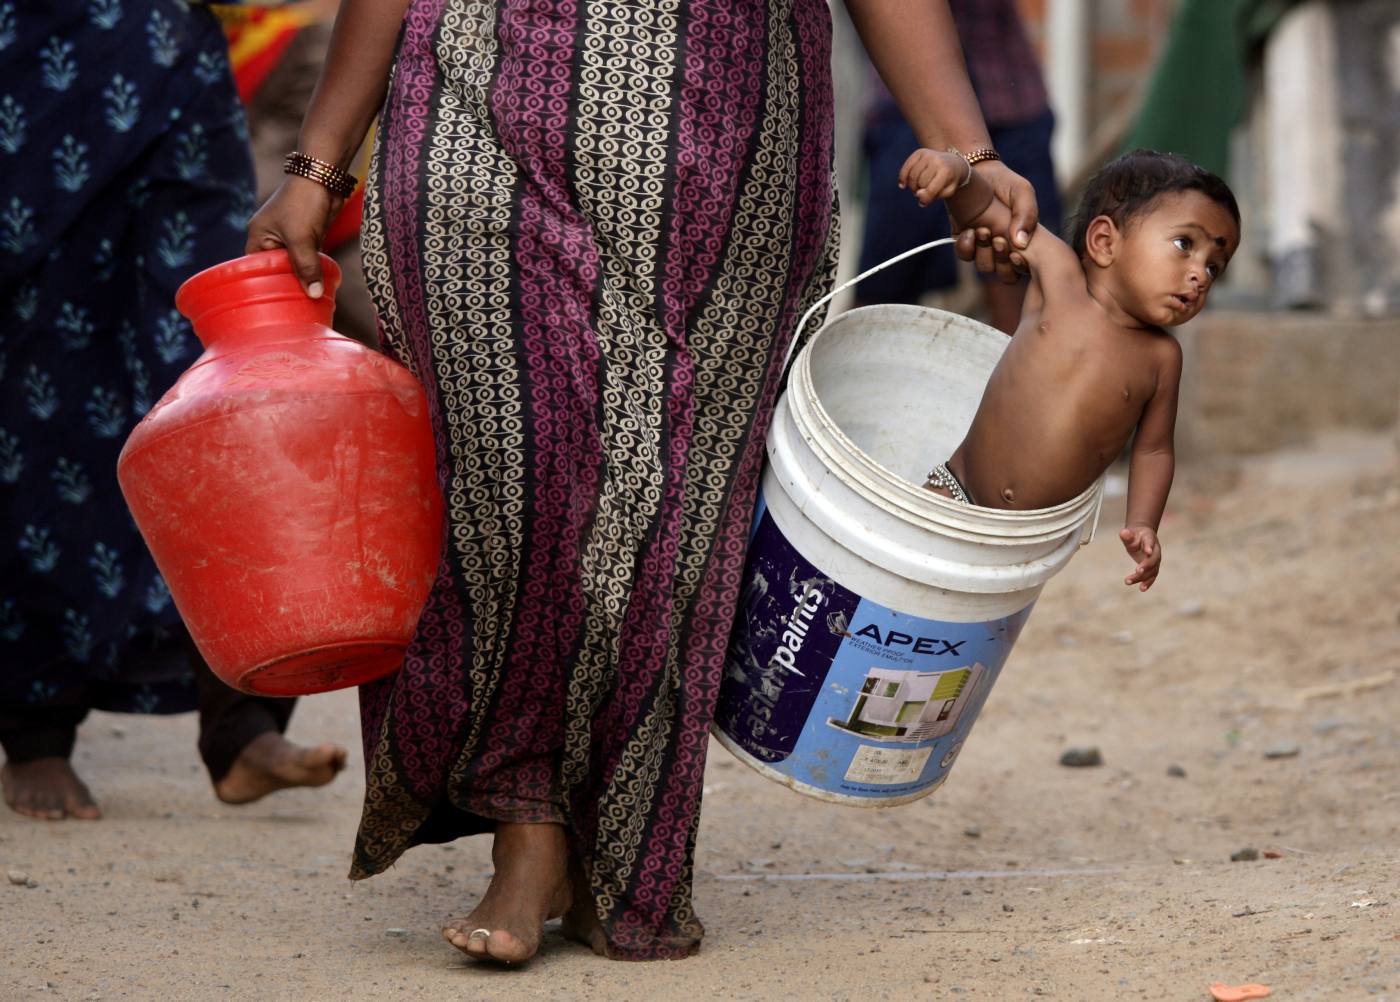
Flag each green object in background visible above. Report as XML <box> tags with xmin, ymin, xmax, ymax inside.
<box><xmin>1123</xmin><ymin>0</ymin><xmax>1304</xmax><ymax>176</ymax></box>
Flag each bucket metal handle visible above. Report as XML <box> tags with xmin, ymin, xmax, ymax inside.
<box><xmin>781</xmin><ymin>236</ymin><xmax>957</xmax><ymax>378</ymax></box>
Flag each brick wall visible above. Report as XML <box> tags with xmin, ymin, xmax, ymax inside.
<box><xmin>1016</xmin><ymin>0</ymin><xmax>1179</xmax><ymax>128</ymax></box>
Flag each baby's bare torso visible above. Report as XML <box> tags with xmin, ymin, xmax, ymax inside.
<box><xmin>949</xmin><ymin>296</ymin><xmax>1171</xmax><ymax>510</ymax></box>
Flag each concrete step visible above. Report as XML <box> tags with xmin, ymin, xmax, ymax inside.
<box><xmin>1177</xmin><ymin>309</ymin><xmax>1400</xmax><ymax>458</ymax></box>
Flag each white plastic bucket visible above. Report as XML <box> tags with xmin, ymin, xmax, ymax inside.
<box><xmin>714</xmin><ymin>240</ymin><xmax>1104</xmax><ymax>806</ymax></box>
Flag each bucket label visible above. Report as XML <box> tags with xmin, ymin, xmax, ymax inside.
<box><xmin>844</xmin><ymin>745</ymin><xmax>933</xmax><ymax>785</ymax></box>
<box><xmin>717</xmin><ymin>502</ymin><xmax>1034</xmax><ymax>801</ymax></box>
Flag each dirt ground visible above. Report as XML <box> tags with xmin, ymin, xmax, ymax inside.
<box><xmin>3</xmin><ymin>429</ymin><xmax>1397</xmax><ymax>1002</ymax></box>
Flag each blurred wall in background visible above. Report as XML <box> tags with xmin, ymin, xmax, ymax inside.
<box><xmin>835</xmin><ymin>0</ymin><xmax>1399</xmax><ymax>458</ymax></box>
<box><xmin>839</xmin><ymin>0</ymin><xmax>1400</xmax><ymax>319</ymax></box>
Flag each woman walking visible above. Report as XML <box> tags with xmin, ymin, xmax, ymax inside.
<box><xmin>248</xmin><ymin>0</ymin><xmax>1037</xmax><ymax>963</ymax></box>
<box><xmin>1</xmin><ymin>0</ymin><xmax>346</xmax><ymax>822</ymax></box>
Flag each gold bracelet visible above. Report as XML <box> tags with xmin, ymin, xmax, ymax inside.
<box><xmin>284</xmin><ymin>152</ymin><xmax>357</xmax><ymax>199</ymax></box>
<box><xmin>965</xmin><ymin>147</ymin><xmax>1001</xmax><ymax>167</ymax></box>
<box><xmin>283</xmin><ymin>151</ymin><xmax>358</xmax><ymax>199</ymax></box>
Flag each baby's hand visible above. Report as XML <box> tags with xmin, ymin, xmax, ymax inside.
<box><xmin>898</xmin><ymin>149</ymin><xmax>968</xmax><ymax>207</ymax></box>
<box><xmin>1119</xmin><ymin>525</ymin><xmax>1162</xmax><ymax>592</ymax></box>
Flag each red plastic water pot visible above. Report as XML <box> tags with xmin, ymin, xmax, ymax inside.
<box><xmin>118</xmin><ymin>251</ymin><xmax>443</xmax><ymax>695</ymax></box>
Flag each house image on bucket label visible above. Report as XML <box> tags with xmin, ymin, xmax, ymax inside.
<box><xmin>828</xmin><ymin>663</ymin><xmax>986</xmax><ymax>743</ymax></box>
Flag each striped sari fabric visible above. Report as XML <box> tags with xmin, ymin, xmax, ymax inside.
<box><xmin>353</xmin><ymin>0</ymin><xmax>839</xmax><ymax>959</ymax></box>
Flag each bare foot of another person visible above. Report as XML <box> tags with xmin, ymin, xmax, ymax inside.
<box><xmin>213</xmin><ymin>732</ymin><xmax>347</xmax><ymax>805</ymax></box>
<box><xmin>443</xmin><ymin>822</ymin><xmax>571</xmax><ymax>965</ymax></box>
<box><xmin>561</xmin><ymin>860</ymin><xmax>611</xmax><ymax>958</ymax></box>
<box><xmin>1</xmin><ymin>757</ymin><xmax>101</xmax><ymax>820</ymax></box>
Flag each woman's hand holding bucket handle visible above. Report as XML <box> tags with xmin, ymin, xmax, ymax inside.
<box><xmin>952</xmin><ymin>160</ymin><xmax>1039</xmax><ymax>284</ymax></box>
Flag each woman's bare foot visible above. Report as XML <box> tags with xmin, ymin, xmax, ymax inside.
<box><xmin>213</xmin><ymin>731</ymin><xmax>347</xmax><ymax>805</ymax></box>
<box><xmin>560</xmin><ymin>853</ymin><xmax>611</xmax><ymax>956</ymax></box>
<box><xmin>1</xmin><ymin>757</ymin><xmax>101</xmax><ymax>820</ymax></box>
<box><xmin>442</xmin><ymin>822</ymin><xmax>571</xmax><ymax>965</ymax></box>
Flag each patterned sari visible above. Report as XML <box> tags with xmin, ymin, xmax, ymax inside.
<box><xmin>354</xmin><ymin>0</ymin><xmax>838</xmax><ymax>959</ymax></box>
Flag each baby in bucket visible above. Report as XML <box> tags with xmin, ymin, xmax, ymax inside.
<box><xmin>899</xmin><ymin>148</ymin><xmax>1240</xmax><ymax>592</ymax></box>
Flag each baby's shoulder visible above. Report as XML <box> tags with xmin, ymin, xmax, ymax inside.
<box><xmin>1127</xmin><ymin>330</ymin><xmax>1183</xmax><ymax>393</ymax></box>
<box><xmin>1146</xmin><ymin>330</ymin><xmax>1183</xmax><ymax>369</ymax></box>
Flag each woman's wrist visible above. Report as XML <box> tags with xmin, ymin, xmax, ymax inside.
<box><xmin>296</xmin><ymin>112</ymin><xmax>378</xmax><ymax>172</ymax></box>
<box><xmin>293</xmin><ymin>133</ymin><xmax>362</xmax><ymax>173</ymax></box>
<box><xmin>919</xmin><ymin>129</ymin><xmax>993</xmax><ymax>155</ymax></box>
<box><xmin>945</xmin><ymin>175</ymin><xmax>995</xmax><ymax>228</ymax></box>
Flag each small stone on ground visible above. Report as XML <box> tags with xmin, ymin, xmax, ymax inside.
<box><xmin>1059</xmin><ymin>747</ymin><xmax>1103</xmax><ymax>768</ymax></box>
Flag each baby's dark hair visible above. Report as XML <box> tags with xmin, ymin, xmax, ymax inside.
<box><xmin>1069</xmin><ymin>150</ymin><xmax>1240</xmax><ymax>255</ymax></box>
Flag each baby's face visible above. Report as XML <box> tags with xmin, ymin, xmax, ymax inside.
<box><xmin>1115</xmin><ymin>191</ymin><xmax>1240</xmax><ymax>327</ymax></box>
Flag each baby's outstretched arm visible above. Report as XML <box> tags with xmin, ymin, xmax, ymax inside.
<box><xmin>898</xmin><ymin>149</ymin><xmax>1080</xmax><ymax>285</ymax></box>
<box><xmin>1121</xmin><ymin>338</ymin><xmax>1183</xmax><ymax>592</ymax></box>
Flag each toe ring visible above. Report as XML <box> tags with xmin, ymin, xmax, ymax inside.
<box><xmin>467</xmin><ymin>928</ymin><xmax>491</xmax><ymax>940</ymax></box>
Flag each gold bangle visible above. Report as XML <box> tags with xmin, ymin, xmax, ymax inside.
<box><xmin>965</xmin><ymin>147</ymin><xmax>1001</xmax><ymax>167</ymax></box>
<box><xmin>283</xmin><ymin>151</ymin><xmax>358</xmax><ymax>199</ymax></box>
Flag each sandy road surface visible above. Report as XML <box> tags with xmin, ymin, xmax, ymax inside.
<box><xmin>3</xmin><ymin>432</ymin><xmax>1397</xmax><ymax>1001</ymax></box>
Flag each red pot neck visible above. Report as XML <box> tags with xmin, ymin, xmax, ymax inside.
<box><xmin>176</xmin><ymin>251</ymin><xmax>343</xmax><ymax>349</ymax></box>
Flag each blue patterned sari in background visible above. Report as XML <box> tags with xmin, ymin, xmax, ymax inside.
<box><xmin>0</xmin><ymin>1</ymin><xmax>255</xmax><ymax>720</ymax></box>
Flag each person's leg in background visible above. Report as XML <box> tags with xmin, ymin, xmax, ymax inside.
<box><xmin>1</xmin><ymin>3</ymin><xmax>346</xmax><ymax>823</ymax></box>
<box><xmin>194</xmin><ymin>656</ymin><xmax>345</xmax><ymax>804</ymax></box>
<box><xmin>0</xmin><ymin>705</ymin><xmax>99</xmax><ymax>820</ymax></box>
<box><xmin>3</xmin><ymin>657</ymin><xmax>348</xmax><ymax>816</ymax></box>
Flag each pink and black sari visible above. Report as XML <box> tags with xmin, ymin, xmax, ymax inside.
<box><xmin>354</xmin><ymin>0</ymin><xmax>838</xmax><ymax>959</ymax></box>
